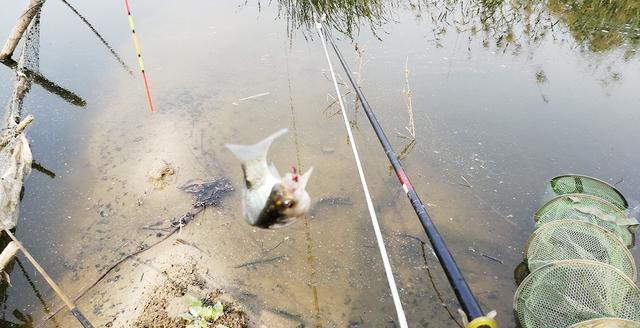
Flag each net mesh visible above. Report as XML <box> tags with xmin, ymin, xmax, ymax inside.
<box><xmin>549</xmin><ymin>175</ymin><xmax>628</xmax><ymax>210</ymax></box>
<box><xmin>514</xmin><ymin>260</ymin><xmax>640</xmax><ymax>328</ymax></box>
<box><xmin>0</xmin><ymin>9</ymin><xmax>40</xmax><ymax>229</ymax></box>
<box><xmin>535</xmin><ymin>194</ymin><xmax>637</xmax><ymax>248</ymax></box>
<box><xmin>569</xmin><ymin>318</ymin><xmax>640</xmax><ymax>328</ymax></box>
<box><xmin>524</xmin><ymin>220</ymin><xmax>636</xmax><ymax>280</ymax></box>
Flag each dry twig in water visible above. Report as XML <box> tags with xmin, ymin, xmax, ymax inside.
<box><xmin>460</xmin><ymin>175</ymin><xmax>472</xmax><ymax>188</ymax></box>
<box><xmin>403</xmin><ymin>57</ymin><xmax>416</xmax><ymax>140</ymax></box>
<box><xmin>397</xmin><ymin>138</ymin><xmax>417</xmax><ymax>161</ymax></box>
<box><xmin>392</xmin><ymin>57</ymin><xmax>417</xmax><ymax>172</ymax></box>
<box><xmin>353</xmin><ymin>43</ymin><xmax>366</xmax><ymax>114</ymax></box>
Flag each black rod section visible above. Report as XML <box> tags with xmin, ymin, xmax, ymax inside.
<box><xmin>315</xmin><ymin>17</ymin><xmax>485</xmax><ymax>321</ymax></box>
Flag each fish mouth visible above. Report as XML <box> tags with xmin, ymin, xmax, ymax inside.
<box><xmin>252</xmin><ymin>184</ymin><xmax>299</xmax><ymax>229</ymax></box>
<box><xmin>273</xmin><ymin>186</ymin><xmax>297</xmax><ymax>211</ymax></box>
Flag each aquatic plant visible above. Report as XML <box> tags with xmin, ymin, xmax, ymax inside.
<box><xmin>181</xmin><ymin>298</ymin><xmax>226</xmax><ymax>328</ymax></box>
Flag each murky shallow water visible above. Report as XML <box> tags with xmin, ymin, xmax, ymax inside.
<box><xmin>1</xmin><ymin>0</ymin><xmax>639</xmax><ymax>327</ymax></box>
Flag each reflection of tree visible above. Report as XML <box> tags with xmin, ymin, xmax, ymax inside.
<box><xmin>421</xmin><ymin>0</ymin><xmax>639</xmax><ymax>57</ymax></box>
<box><xmin>270</xmin><ymin>0</ymin><xmax>401</xmax><ymax>38</ymax></box>
<box><xmin>547</xmin><ymin>0</ymin><xmax>640</xmax><ymax>54</ymax></box>
<box><xmin>269</xmin><ymin>0</ymin><xmax>639</xmax><ymax>57</ymax></box>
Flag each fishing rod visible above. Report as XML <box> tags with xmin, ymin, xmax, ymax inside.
<box><xmin>3</xmin><ymin>229</ymin><xmax>95</xmax><ymax>328</ymax></box>
<box><xmin>310</xmin><ymin>7</ymin><xmax>496</xmax><ymax>328</ymax></box>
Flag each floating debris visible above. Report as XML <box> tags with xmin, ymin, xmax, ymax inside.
<box><xmin>238</xmin><ymin>92</ymin><xmax>270</xmax><ymax>102</ymax></box>
<box><xmin>535</xmin><ymin>70</ymin><xmax>548</xmax><ymax>84</ymax></box>
<box><xmin>180</xmin><ymin>177</ymin><xmax>234</xmax><ymax>208</ymax></box>
<box><xmin>317</xmin><ymin>196</ymin><xmax>353</xmax><ymax>206</ymax></box>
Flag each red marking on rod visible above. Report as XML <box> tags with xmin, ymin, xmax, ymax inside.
<box><xmin>141</xmin><ymin>71</ymin><xmax>154</xmax><ymax>112</ymax></box>
<box><xmin>397</xmin><ymin>170</ymin><xmax>413</xmax><ymax>190</ymax></box>
<box><xmin>124</xmin><ymin>0</ymin><xmax>132</xmax><ymax>14</ymax></box>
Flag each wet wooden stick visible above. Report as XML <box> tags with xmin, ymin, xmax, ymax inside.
<box><xmin>0</xmin><ymin>242</ymin><xmax>19</xmax><ymax>271</ymax></box>
<box><xmin>0</xmin><ymin>0</ymin><xmax>44</xmax><ymax>60</ymax></box>
<box><xmin>3</xmin><ymin>228</ymin><xmax>95</xmax><ymax>328</ymax></box>
<box><xmin>0</xmin><ymin>114</ymin><xmax>33</xmax><ymax>149</ymax></box>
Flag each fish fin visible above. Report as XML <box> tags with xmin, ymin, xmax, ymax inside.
<box><xmin>225</xmin><ymin>128</ymin><xmax>288</xmax><ymax>163</ymax></box>
<box><xmin>268</xmin><ymin>162</ymin><xmax>281</xmax><ymax>179</ymax></box>
<box><xmin>299</xmin><ymin>167</ymin><xmax>313</xmax><ymax>189</ymax></box>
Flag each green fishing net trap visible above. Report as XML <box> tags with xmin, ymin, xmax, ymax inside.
<box><xmin>569</xmin><ymin>318</ymin><xmax>640</xmax><ymax>328</ymax></box>
<box><xmin>548</xmin><ymin>175</ymin><xmax>628</xmax><ymax>210</ymax></box>
<box><xmin>514</xmin><ymin>260</ymin><xmax>640</xmax><ymax>328</ymax></box>
<box><xmin>524</xmin><ymin>219</ymin><xmax>636</xmax><ymax>280</ymax></box>
<box><xmin>514</xmin><ymin>175</ymin><xmax>640</xmax><ymax>328</ymax></box>
<box><xmin>534</xmin><ymin>194</ymin><xmax>638</xmax><ymax>248</ymax></box>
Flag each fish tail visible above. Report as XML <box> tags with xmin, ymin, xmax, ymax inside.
<box><xmin>225</xmin><ymin>128</ymin><xmax>288</xmax><ymax>163</ymax></box>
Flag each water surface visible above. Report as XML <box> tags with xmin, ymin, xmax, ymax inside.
<box><xmin>1</xmin><ymin>0</ymin><xmax>639</xmax><ymax>327</ymax></box>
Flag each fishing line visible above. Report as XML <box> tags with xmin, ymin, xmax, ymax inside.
<box><xmin>313</xmin><ymin>16</ymin><xmax>409</xmax><ymax>328</ymax></box>
<box><xmin>286</xmin><ymin>56</ymin><xmax>322</xmax><ymax>326</ymax></box>
<box><xmin>310</xmin><ymin>7</ymin><xmax>495</xmax><ymax>327</ymax></box>
<box><xmin>123</xmin><ymin>0</ymin><xmax>154</xmax><ymax>112</ymax></box>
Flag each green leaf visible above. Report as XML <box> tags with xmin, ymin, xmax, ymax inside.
<box><xmin>190</xmin><ymin>299</ymin><xmax>204</xmax><ymax>308</ymax></box>
<box><xmin>197</xmin><ymin>301</ymin><xmax>224</xmax><ymax>321</ymax></box>
<box><xmin>212</xmin><ymin>301</ymin><xmax>224</xmax><ymax>316</ymax></box>
<box><xmin>196</xmin><ymin>306</ymin><xmax>213</xmax><ymax>320</ymax></box>
<box><xmin>182</xmin><ymin>299</ymin><xmax>225</xmax><ymax>326</ymax></box>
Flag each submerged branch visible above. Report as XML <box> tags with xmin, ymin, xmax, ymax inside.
<box><xmin>234</xmin><ymin>255</ymin><xmax>287</xmax><ymax>269</ymax></box>
<box><xmin>399</xmin><ymin>233</ymin><xmax>464</xmax><ymax>328</ymax></box>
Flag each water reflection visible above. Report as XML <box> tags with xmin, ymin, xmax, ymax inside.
<box><xmin>273</xmin><ymin>0</ymin><xmax>640</xmax><ymax>57</ymax></box>
<box><xmin>271</xmin><ymin>0</ymin><xmax>401</xmax><ymax>38</ymax></box>
<box><xmin>0</xmin><ymin>58</ymin><xmax>86</xmax><ymax>107</ymax></box>
<box><xmin>547</xmin><ymin>0</ymin><xmax>639</xmax><ymax>54</ymax></box>
<box><xmin>1</xmin><ymin>0</ymin><xmax>638</xmax><ymax>326</ymax></box>
<box><xmin>422</xmin><ymin>0</ymin><xmax>639</xmax><ymax>56</ymax></box>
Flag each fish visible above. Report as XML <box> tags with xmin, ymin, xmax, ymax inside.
<box><xmin>225</xmin><ymin>128</ymin><xmax>313</xmax><ymax>229</ymax></box>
